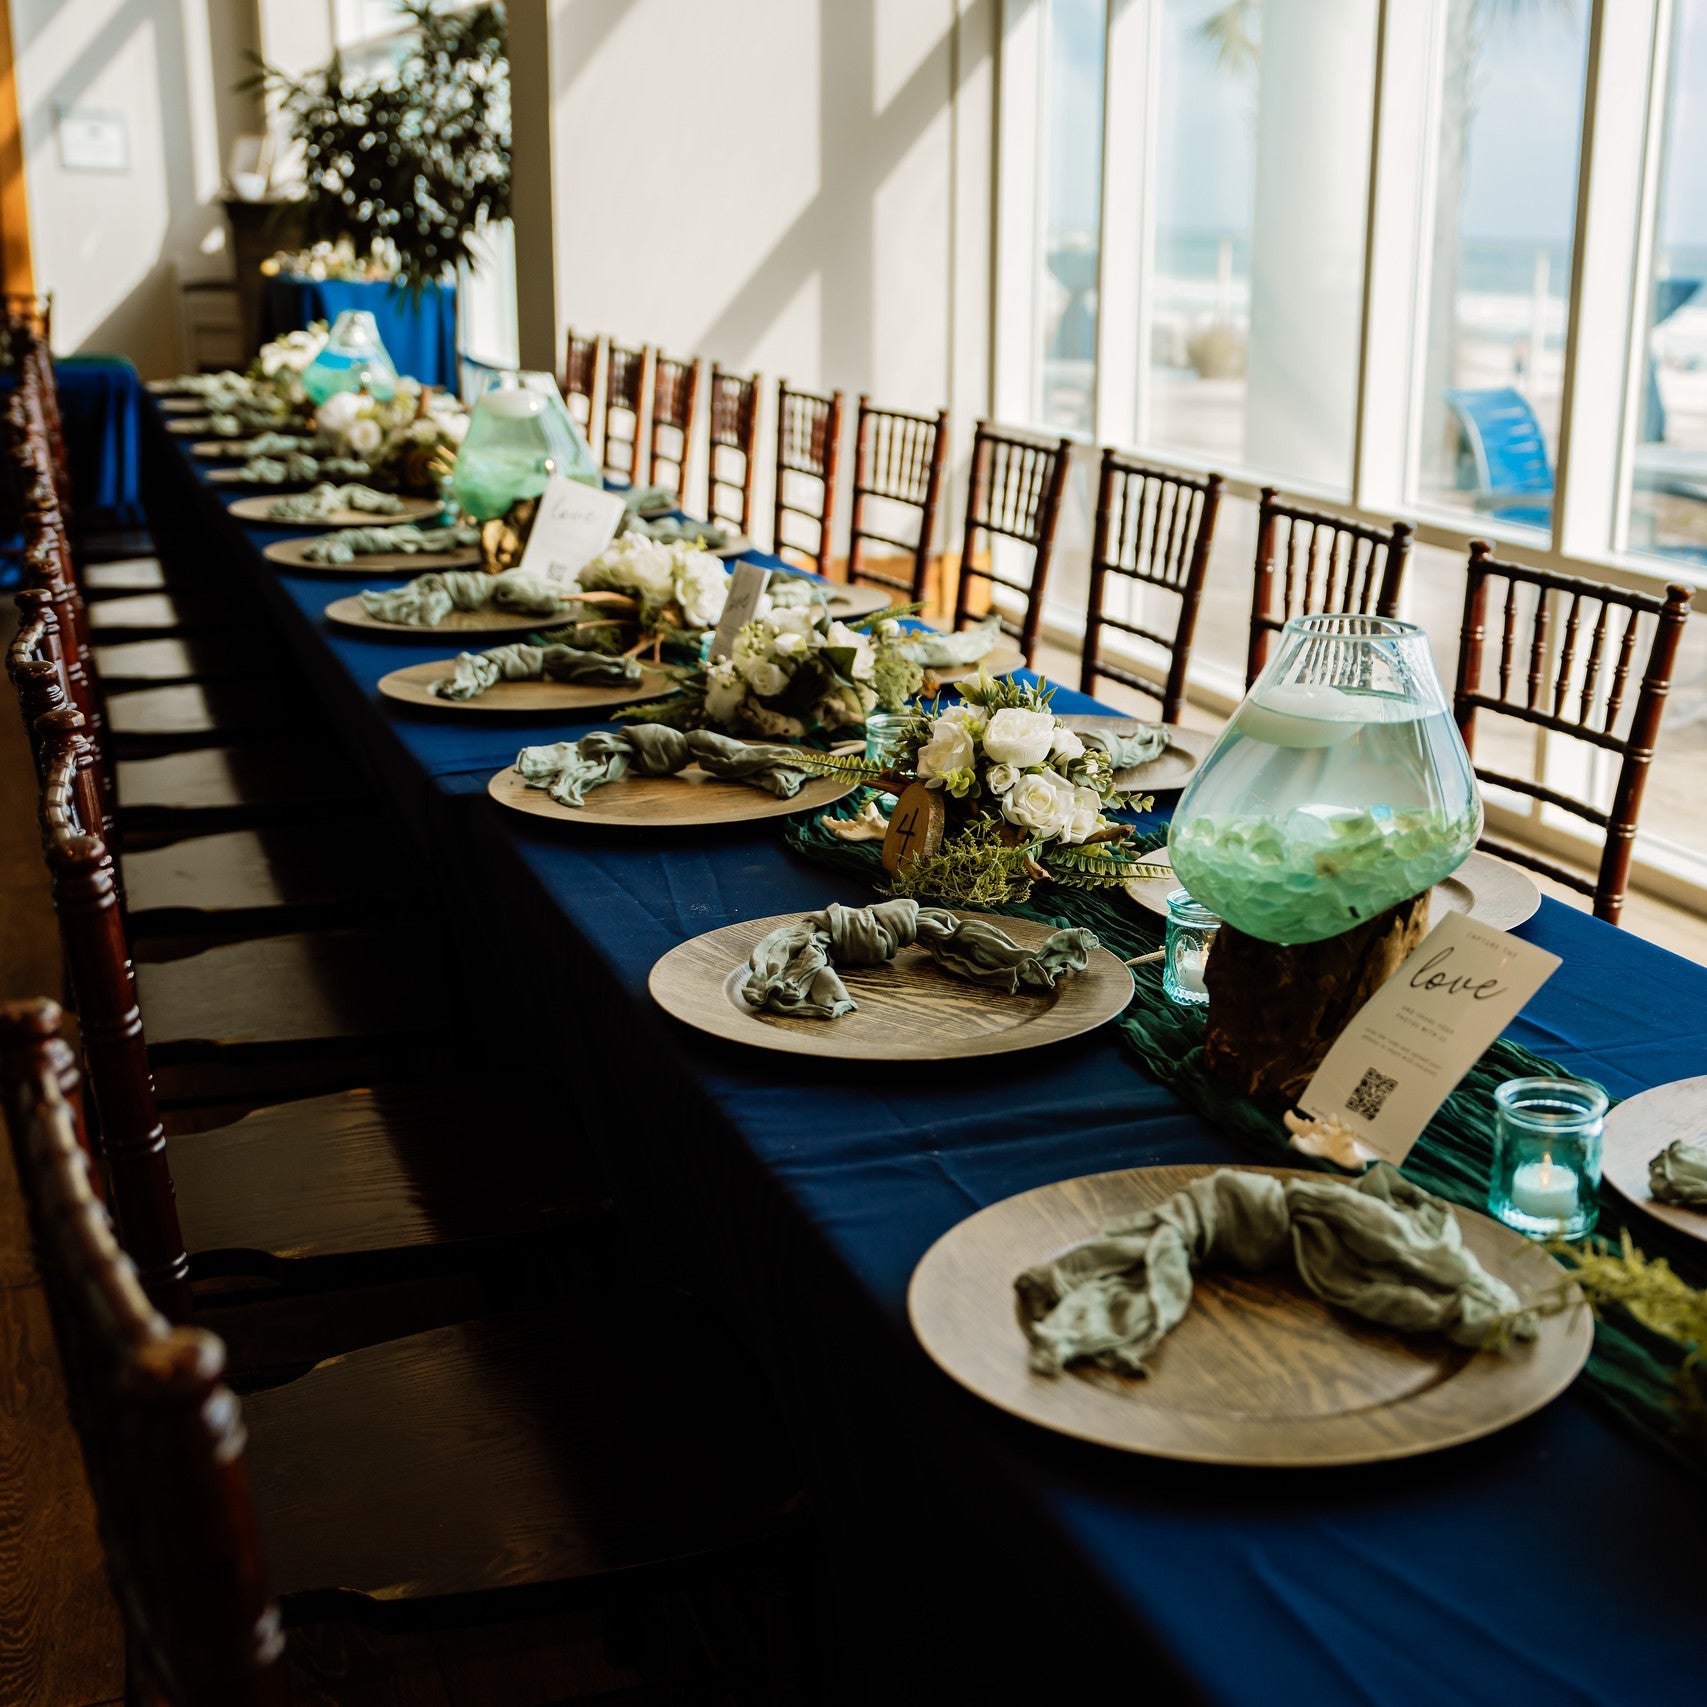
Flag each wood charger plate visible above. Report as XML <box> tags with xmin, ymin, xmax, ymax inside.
<box><xmin>650</xmin><ymin>910</ymin><xmax>1133</xmax><ymax>1061</ymax></box>
<box><xmin>919</xmin><ymin>638</ymin><xmax>1028</xmax><ymax>686</ymax></box>
<box><xmin>207</xmin><ymin>467</ymin><xmax>316</xmax><ymax>487</ymax></box>
<box><xmin>909</xmin><ymin>1162</ymin><xmax>1591</xmax><ymax>1466</ymax></box>
<box><xmin>191</xmin><ymin>438</ymin><xmax>265</xmax><ymax>459</ymax></box>
<box><xmin>157</xmin><ymin>396</ymin><xmax>206</xmax><ymax>413</ymax></box>
<box><xmin>1600</xmin><ymin>1077</ymin><xmax>1707</xmax><ymax>1247</ymax></box>
<box><xmin>1059</xmin><ymin>717</ymin><xmax>1216</xmax><ymax>794</ymax></box>
<box><xmin>1123</xmin><ymin>849</ymin><xmax>1541</xmax><ymax>933</ymax></box>
<box><xmin>166</xmin><ymin>417</ymin><xmax>212</xmax><ymax>436</ymax></box>
<box><xmin>767</xmin><ymin>577</ymin><xmax>895</xmax><ymax>620</ymax></box>
<box><xmin>381</xmin><ymin>658</ymin><xmax>673</xmax><ymax>714</ymax></box>
<box><xmin>263</xmin><ymin>536</ymin><xmax>484</xmax><ymax>575</ymax></box>
<box><xmin>490</xmin><ymin>761</ymin><xmax>856</xmax><ymax>828</ymax></box>
<box><xmin>228</xmin><ymin>493</ymin><xmax>442</xmax><ymax>528</ymax></box>
<box><xmin>323</xmin><ymin>594</ymin><xmax>572</xmax><ymax>638</ymax></box>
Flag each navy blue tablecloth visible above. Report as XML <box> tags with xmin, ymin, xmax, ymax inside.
<box><xmin>260</xmin><ymin>275</ymin><xmax>457</xmax><ymax>390</ymax></box>
<box><xmin>139</xmin><ymin>401</ymin><xmax>1707</xmax><ymax>1706</ymax></box>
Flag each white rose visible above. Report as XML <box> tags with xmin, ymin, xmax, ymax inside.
<box><xmin>985</xmin><ymin>762</ymin><xmax>1020</xmax><ymax>795</ymax></box>
<box><xmin>939</xmin><ymin>701</ymin><xmax>987</xmax><ymax>738</ymax></box>
<box><xmin>915</xmin><ymin>716</ymin><xmax>974</xmax><ymax>784</ymax></box>
<box><xmin>1064</xmin><ymin>786</ymin><xmax>1103</xmax><ymax>845</ymax></box>
<box><xmin>742</xmin><ymin>659</ymin><xmax>789</xmax><ymax>698</ymax></box>
<box><xmin>316</xmin><ymin>391</ymin><xmax>363</xmax><ymax>435</ymax></box>
<box><xmin>825</xmin><ymin>620</ymin><xmax>875</xmax><ymax>681</ymax></box>
<box><xmin>674</xmin><ymin>555</ymin><xmax>728</xmax><ymax>628</ymax></box>
<box><xmin>1001</xmin><ymin>769</ymin><xmax>1078</xmax><ymax>840</ymax></box>
<box><xmin>769</xmin><ymin>604</ymin><xmax>818</xmax><ymax>638</ymax></box>
<box><xmin>440</xmin><ymin>411</ymin><xmax>470</xmax><ymax>444</ymax></box>
<box><xmin>346</xmin><ymin>417</ymin><xmax>383</xmax><ymax>458</ymax></box>
<box><xmin>773</xmin><ymin>630</ymin><xmax>807</xmax><ymax>657</ymax></box>
<box><xmin>1051</xmin><ymin>726</ymin><xmax>1086</xmax><ymax>763</ymax></box>
<box><xmin>983</xmin><ymin>707</ymin><xmax>1057</xmax><ymax>768</ymax></box>
<box><xmin>877</xmin><ymin>618</ymin><xmax>900</xmax><ymax>639</ymax></box>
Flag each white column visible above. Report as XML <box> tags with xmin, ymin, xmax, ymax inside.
<box><xmin>1243</xmin><ymin>0</ymin><xmax>1378</xmax><ymax>491</ymax></box>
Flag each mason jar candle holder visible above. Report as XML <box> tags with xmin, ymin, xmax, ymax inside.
<box><xmin>1163</xmin><ymin>888</ymin><xmax>1220</xmax><ymax>1008</ymax></box>
<box><xmin>1488</xmin><ymin>1076</ymin><xmax>1607</xmax><ymax>1242</ymax></box>
<box><xmin>863</xmin><ymin>710</ymin><xmax>909</xmax><ymax>767</ymax></box>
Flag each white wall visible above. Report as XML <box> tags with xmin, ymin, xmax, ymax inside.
<box><xmin>10</xmin><ymin>0</ymin><xmax>261</xmax><ymax>375</ymax></box>
<box><xmin>524</xmin><ymin>0</ymin><xmax>996</xmax><ymax>535</ymax></box>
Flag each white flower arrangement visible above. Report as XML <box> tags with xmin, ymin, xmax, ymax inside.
<box><xmin>311</xmin><ymin>383</ymin><xmax>468</xmax><ymax>494</ymax></box>
<box><xmin>577</xmin><ymin>532</ymin><xmax>730</xmax><ymax>631</ymax></box>
<box><xmin>622</xmin><ymin>601</ymin><xmax>921</xmax><ymax>741</ymax></box>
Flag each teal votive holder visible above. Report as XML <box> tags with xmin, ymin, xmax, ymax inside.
<box><xmin>1487</xmin><ymin>1076</ymin><xmax>1606</xmax><ymax>1242</ymax></box>
<box><xmin>1162</xmin><ymin>888</ymin><xmax>1219</xmax><ymax>1007</ymax></box>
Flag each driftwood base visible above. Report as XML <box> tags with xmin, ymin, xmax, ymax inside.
<box><xmin>1202</xmin><ymin>893</ymin><xmax>1430</xmax><ymax>1102</ymax></box>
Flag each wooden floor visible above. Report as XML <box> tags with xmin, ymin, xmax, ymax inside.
<box><xmin>0</xmin><ymin>600</ymin><xmax>810</xmax><ymax>1706</ymax></box>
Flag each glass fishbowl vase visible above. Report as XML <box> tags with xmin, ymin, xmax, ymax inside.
<box><xmin>300</xmin><ymin>310</ymin><xmax>400</xmax><ymax>405</ymax></box>
<box><xmin>1167</xmin><ymin>614</ymin><xmax>1481</xmax><ymax>946</ymax></box>
<box><xmin>449</xmin><ymin>370</ymin><xmax>600</xmax><ymax>522</ymax></box>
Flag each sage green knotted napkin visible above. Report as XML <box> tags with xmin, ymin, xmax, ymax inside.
<box><xmin>903</xmin><ymin>614</ymin><xmax>1004</xmax><ymax>669</ymax></box>
<box><xmin>618</xmin><ymin>483</ymin><xmax>678</xmax><ymax>523</ymax></box>
<box><xmin>433</xmin><ymin>643</ymin><xmax>643</xmax><ymax>701</ymax></box>
<box><xmin>1079</xmin><ymin>722</ymin><xmax>1170</xmax><ymax>769</ymax></box>
<box><xmin>269</xmin><ymin>482</ymin><xmax>404</xmax><ymax>521</ymax></box>
<box><xmin>358</xmin><ymin>567</ymin><xmax>562</xmax><ymax>626</ymax></box>
<box><xmin>301</xmin><ymin>523</ymin><xmax>481</xmax><ymax>565</ymax></box>
<box><xmin>740</xmin><ymin>898</ymin><xmax>1098</xmax><ymax>1021</ymax></box>
<box><xmin>1649</xmin><ymin>1139</ymin><xmax>1707</xmax><ymax>1208</ymax></box>
<box><xmin>515</xmin><ymin>726</ymin><xmax>811</xmax><ymax>808</ymax></box>
<box><xmin>1015</xmin><ymin>1165</ymin><xmax>1533</xmax><ymax>1377</ymax></box>
<box><xmin>238</xmin><ymin>452</ymin><xmax>370</xmax><ymax>486</ymax></box>
<box><xmin>245</xmin><ymin>432</ymin><xmax>317</xmax><ymax>458</ymax></box>
<box><xmin>624</xmin><ymin>514</ymin><xmax>734</xmax><ymax>549</ymax></box>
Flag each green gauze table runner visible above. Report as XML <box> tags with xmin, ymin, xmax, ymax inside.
<box><xmin>1018</xmin><ymin>1165</ymin><xmax>1532</xmax><ymax>1376</ymax></box>
<box><xmin>785</xmin><ymin>795</ymin><xmax>1703</xmax><ymax>1472</ymax></box>
<box><xmin>434</xmin><ymin>643</ymin><xmax>642</xmax><ymax>701</ymax></box>
<box><xmin>515</xmin><ymin>725</ymin><xmax>814</xmax><ymax>808</ymax></box>
<box><xmin>743</xmin><ymin>898</ymin><xmax>1097</xmax><ymax>1020</ymax></box>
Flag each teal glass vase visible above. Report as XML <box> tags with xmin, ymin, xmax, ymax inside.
<box><xmin>449</xmin><ymin>370</ymin><xmax>600</xmax><ymax>522</ymax></box>
<box><xmin>1167</xmin><ymin>614</ymin><xmax>1480</xmax><ymax>945</ymax></box>
<box><xmin>300</xmin><ymin>309</ymin><xmax>399</xmax><ymax>405</ymax></box>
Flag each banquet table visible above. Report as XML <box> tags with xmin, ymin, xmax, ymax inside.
<box><xmin>260</xmin><ymin>273</ymin><xmax>458</xmax><ymax>390</ymax></box>
<box><xmin>135</xmin><ymin>392</ymin><xmax>1707</xmax><ymax>1707</ymax></box>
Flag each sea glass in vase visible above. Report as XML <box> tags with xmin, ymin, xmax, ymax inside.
<box><xmin>450</xmin><ymin>370</ymin><xmax>600</xmax><ymax>523</ymax></box>
<box><xmin>300</xmin><ymin>310</ymin><xmax>399</xmax><ymax>405</ymax></box>
<box><xmin>1167</xmin><ymin>614</ymin><xmax>1480</xmax><ymax>945</ymax></box>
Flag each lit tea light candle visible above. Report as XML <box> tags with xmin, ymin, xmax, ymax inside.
<box><xmin>1175</xmin><ymin>954</ymin><xmax>1207</xmax><ymax>996</ymax></box>
<box><xmin>1508</xmin><ymin>1155</ymin><xmax>1579</xmax><ymax>1222</ymax></box>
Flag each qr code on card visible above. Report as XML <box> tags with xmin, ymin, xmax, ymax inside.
<box><xmin>1345</xmin><ymin>1067</ymin><xmax>1399</xmax><ymax>1122</ymax></box>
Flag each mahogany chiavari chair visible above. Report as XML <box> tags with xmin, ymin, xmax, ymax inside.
<box><xmin>1081</xmin><ymin>452</ymin><xmax>1223</xmax><ymax>723</ymax></box>
<box><xmin>648</xmin><ymin>351</ymin><xmax>701</xmax><ymax>505</ymax></box>
<box><xmin>601</xmin><ymin>340</ymin><xmax>651</xmax><ymax>486</ymax></box>
<box><xmin>1454</xmin><ymin>544</ymin><xmax>1693</xmax><ymax>926</ymax></box>
<box><xmin>562</xmin><ymin>326</ymin><xmax>601</xmax><ymax>454</ymax></box>
<box><xmin>950</xmin><ymin>422</ymin><xmax>1074</xmax><ymax>668</ymax></box>
<box><xmin>772</xmin><ymin>380</ymin><xmax>844</xmax><ymax>578</ymax></box>
<box><xmin>1247</xmin><ymin>487</ymin><xmax>1413</xmax><ymax>686</ymax></box>
<box><xmin>706</xmin><ymin>362</ymin><xmax>760</xmax><ymax>534</ymax></box>
<box><xmin>845</xmin><ymin>398</ymin><xmax>948</xmax><ymax>605</ymax></box>
<box><xmin>27</xmin><ymin>708</ymin><xmax>534</xmax><ymax>1304</ymax></box>
<box><xmin>1</xmin><ymin>995</ymin><xmax>802</xmax><ymax>1702</ymax></box>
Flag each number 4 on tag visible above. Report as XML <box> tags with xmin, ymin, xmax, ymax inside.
<box><xmin>882</xmin><ymin>782</ymin><xmax>945</xmax><ymax>875</ymax></box>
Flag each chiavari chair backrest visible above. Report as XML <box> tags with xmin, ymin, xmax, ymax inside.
<box><xmin>562</xmin><ymin>328</ymin><xmax>601</xmax><ymax>452</ymax></box>
<box><xmin>706</xmin><ymin>363</ymin><xmax>760</xmax><ymax>534</ymax></box>
<box><xmin>601</xmin><ymin>341</ymin><xmax>651</xmax><ymax>486</ymax></box>
<box><xmin>6</xmin><ymin>589</ymin><xmax>71</xmax><ymax>764</ymax></box>
<box><xmin>951</xmin><ymin>423</ymin><xmax>1073</xmax><ymax>668</ymax></box>
<box><xmin>772</xmin><ymin>381</ymin><xmax>844</xmax><ymax>578</ymax></box>
<box><xmin>1081</xmin><ymin>453</ymin><xmax>1223</xmax><ymax>723</ymax></box>
<box><xmin>1249</xmin><ymin>488</ymin><xmax>1413</xmax><ymax>686</ymax></box>
<box><xmin>846</xmin><ymin>399</ymin><xmax>947</xmax><ymax>604</ymax></box>
<box><xmin>648</xmin><ymin>353</ymin><xmax>700</xmax><ymax>505</ymax></box>
<box><xmin>34</xmin><ymin>710</ymin><xmax>192</xmax><ymax>1319</ymax></box>
<box><xmin>0</xmin><ymin>1000</ymin><xmax>287</xmax><ymax>1707</ymax></box>
<box><xmin>1455</xmin><ymin>544</ymin><xmax>1692</xmax><ymax>926</ymax></box>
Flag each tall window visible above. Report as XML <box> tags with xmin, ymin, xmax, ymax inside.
<box><xmin>1415</xmin><ymin>1</ymin><xmax>1592</xmax><ymax>533</ymax></box>
<box><xmin>1627</xmin><ymin>0</ymin><xmax>1707</xmax><ymax>565</ymax></box>
<box><xmin>1032</xmin><ymin>0</ymin><xmax>1107</xmax><ymax>435</ymax></box>
<box><xmin>1139</xmin><ymin>0</ymin><xmax>1378</xmax><ymax>492</ymax></box>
